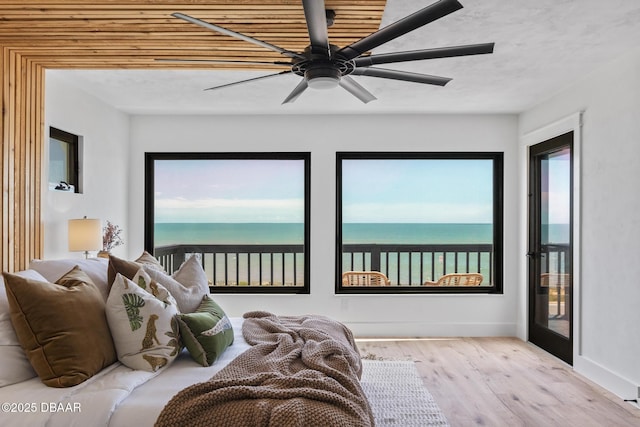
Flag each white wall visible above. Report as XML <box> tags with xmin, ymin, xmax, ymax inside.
<box><xmin>43</xmin><ymin>71</ymin><xmax>130</xmax><ymax>260</ymax></box>
<box><xmin>519</xmin><ymin>48</ymin><xmax>640</xmax><ymax>399</ymax></box>
<box><xmin>129</xmin><ymin>114</ymin><xmax>519</xmax><ymax>337</ymax></box>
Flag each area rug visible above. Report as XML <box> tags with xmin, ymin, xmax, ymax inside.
<box><xmin>361</xmin><ymin>360</ymin><xmax>450</xmax><ymax>427</ymax></box>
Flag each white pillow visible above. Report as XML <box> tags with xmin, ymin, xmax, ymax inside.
<box><xmin>106</xmin><ymin>271</ymin><xmax>180</xmax><ymax>372</ymax></box>
<box><xmin>143</xmin><ymin>256</ymin><xmax>209</xmax><ymax>313</ymax></box>
<box><xmin>29</xmin><ymin>258</ymin><xmax>109</xmax><ymax>301</ymax></box>
<box><xmin>0</xmin><ymin>270</ymin><xmax>43</xmax><ymax>386</ymax></box>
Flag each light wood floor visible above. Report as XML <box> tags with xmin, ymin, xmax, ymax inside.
<box><xmin>356</xmin><ymin>337</ymin><xmax>640</xmax><ymax>427</ymax></box>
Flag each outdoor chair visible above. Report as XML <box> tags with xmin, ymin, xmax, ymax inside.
<box><xmin>423</xmin><ymin>272</ymin><xmax>483</xmax><ymax>286</ymax></box>
<box><xmin>540</xmin><ymin>273</ymin><xmax>570</xmax><ymax>289</ymax></box>
<box><xmin>342</xmin><ymin>271</ymin><xmax>391</xmax><ymax>286</ymax></box>
<box><xmin>540</xmin><ymin>272</ymin><xmax>571</xmax><ymax>318</ymax></box>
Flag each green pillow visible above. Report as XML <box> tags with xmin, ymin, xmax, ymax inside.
<box><xmin>176</xmin><ymin>295</ymin><xmax>233</xmax><ymax>366</ymax></box>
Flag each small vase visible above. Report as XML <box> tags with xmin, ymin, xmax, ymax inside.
<box><xmin>97</xmin><ymin>250</ymin><xmax>111</xmax><ymax>259</ymax></box>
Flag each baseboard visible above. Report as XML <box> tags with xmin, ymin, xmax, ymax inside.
<box><xmin>346</xmin><ymin>321</ymin><xmax>517</xmax><ymax>338</ymax></box>
<box><xmin>574</xmin><ymin>355</ymin><xmax>639</xmax><ymax>402</ymax></box>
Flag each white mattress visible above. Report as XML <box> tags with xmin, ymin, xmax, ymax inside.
<box><xmin>0</xmin><ymin>317</ymin><xmax>250</xmax><ymax>427</ymax></box>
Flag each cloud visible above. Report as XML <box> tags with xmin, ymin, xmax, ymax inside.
<box><xmin>343</xmin><ymin>202</ymin><xmax>493</xmax><ymax>223</ymax></box>
<box><xmin>155</xmin><ymin>197</ymin><xmax>304</xmax><ymax>223</ymax></box>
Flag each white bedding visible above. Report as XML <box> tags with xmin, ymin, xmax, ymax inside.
<box><xmin>0</xmin><ymin>317</ymin><xmax>249</xmax><ymax>427</ymax></box>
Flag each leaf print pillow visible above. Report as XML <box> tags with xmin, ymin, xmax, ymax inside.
<box><xmin>105</xmin><ymin>273</ymin><xmax>180</xmax><ymax>372</ymax></box>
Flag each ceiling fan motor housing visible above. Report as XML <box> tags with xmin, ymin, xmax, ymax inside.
<box><xmin>292</xmin><ymin>45</ymin><xmax>356</xmax><ymax>89</ymax></box>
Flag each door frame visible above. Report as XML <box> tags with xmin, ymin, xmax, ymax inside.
<box><xmin>521</xmin><ymin>112</ymin><xmax>582</xmax><ymax>363</ymax></box>
<box><xmin>528</xmin><ymin>132</ymin><xmax>573</xmax><ymax>363</ymax></box>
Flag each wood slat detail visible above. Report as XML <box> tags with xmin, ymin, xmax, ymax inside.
<box><xmin>0</xmin><ymin>0</ymin><xmax>386</xmax><ymax>73</ymax></box>
<box><xmin>0</xmin><ymin>50</ymin><xmax>44</xmax><ymax>272</ymax></box>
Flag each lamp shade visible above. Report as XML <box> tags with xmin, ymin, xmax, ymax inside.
<box><xmin>68</xmin><ymin>217</ymin><xmax>102</xmax><ymax>252</ymax></box>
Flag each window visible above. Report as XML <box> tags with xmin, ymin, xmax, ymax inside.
<box><xmin>145</xmin><ymin>152</ymin><xmax>310</xmax><ymax>294</ymax></box>
<box><xmin>336</xmin><ymin>152</ymin><xmax>503</xmax><ymax>294</ymax></box>
<box><xmin>49</xmin><ymin>127</ymin><xmax>79</xmax><ymax>193</ymax></box>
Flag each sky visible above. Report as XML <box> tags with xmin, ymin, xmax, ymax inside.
<box><xmin>341</xmin><ymin>159</ymin><xmax>495</xmax><ymax>223</ymax></box>
<box><xmin>154</xmin><ymin>159</ymin><xmax>305</xmax><ymax>223</ymax></box>
<box><xmin>543</xmin><ymin>149</ymin><xmax>571</xmax><ymax>224</ymax></box>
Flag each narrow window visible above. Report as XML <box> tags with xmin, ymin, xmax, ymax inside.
<box><xmin>145</xmin><ymin>152</ymin><xmax>311</xmax><ymax>294</ymax></box>
<box><xmin>336</xmin><ymin>152</ymin><xmax>503</xmax><ymax>294</ymax></box>
<box><xmin>49</xmin><ymin>127</ymin><xmax>80</xmax><ymax>193</ymax></box>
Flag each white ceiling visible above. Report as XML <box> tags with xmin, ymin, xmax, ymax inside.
<box><xmin>50</xmin><ymin>0</ymin><xmax>640</xmax><ymax>115</ymax></box>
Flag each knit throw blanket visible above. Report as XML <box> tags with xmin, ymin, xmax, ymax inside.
<box><xmin>155</xmin><ymin>311</ymin><xmax>375</xmax><ymax>427</ymax></box>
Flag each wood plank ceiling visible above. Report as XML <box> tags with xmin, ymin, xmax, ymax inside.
<box><xmin>0</xmin><ymin>0</ymin><xmax>386</xmax><ymax>70</ymax></box>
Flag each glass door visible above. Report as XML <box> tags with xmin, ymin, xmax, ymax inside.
<box><xmin>528</xmin><ymin>132</ymin><xmax>573</xmax><ymax>364</ymax></box>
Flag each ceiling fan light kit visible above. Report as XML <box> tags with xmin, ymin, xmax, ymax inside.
<box><xmin>166</xmin><ymin>0</ymin><xmax>494</xmax><ymax>104</ymax></box>
<box><xmin>305</xmin><ymin>71</ymin><xmax>340</xmax><ymax>90</ymax></box>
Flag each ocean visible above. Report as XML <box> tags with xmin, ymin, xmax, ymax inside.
<box><xmin>154</xmin><ymin>222</ymin><xmax>305</xmax><ymax>246</ymax></box>
<box><xmin>154</xmin><ymin>222</ymin><xmax>500</xmax><ymax>246</ymax></box>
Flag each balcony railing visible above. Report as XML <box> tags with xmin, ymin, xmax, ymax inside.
<box><xmin>155</xmin><ymin>242</ymin><xmax>496</xmax><ymax>287</ymax></box>
<box><xmin>154</xmin><ymin>242</ymin><xmax>569</xmax><ymax>288</ymax></box>
<box><xmin>540</xmin><ymin>243</ymin><xmax>570</xmax><ymax>275</ymax></box>
<box><xmin>342</xmin><ymin>243</ymin><xmax>495</xmax><ymax>285</ymax></box>
<box><xmin>154</xmin><ymin>244</ymin><xmax>305</xmax><ymax>287</ymax></box>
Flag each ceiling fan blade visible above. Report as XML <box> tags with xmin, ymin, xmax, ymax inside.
<box><xmin>172</xmin><ymin>13</ymin><xmax>304</xmax><ymax>60</ymax></box>
<box><xmin>354</xmin><ymin>42</ymin><xmax>495</xmax><ymax>67</ymax></box>
<box><xmin>156</xmin><ymin>58</ymin><xmax>292</xmax><ymax>66</ymax></box>
<box><xmin>282</xmin><ymin>79</ymin><xmax>309</xmax><ymax>104</ymax></box>
<box><xmin>337</xmin><ymin>0</ymin><xmax>463</xmax><ymax>61</ymax></box>
<box><xmin>351</xmin><ymin>67</ymin><xmax>451</xmax><ymax>86</ymax></box>
<box><xmin>302</xmin><ymin>0</ymin><xmax>330</xmax><ymax>55</ymax></box>
<box><xmin>339</xmin><ymin>76</ymin><xmax>377</xmax><ymax>103</ymax></box>
<box><xmin>204</xmin><ymin>71</ymin><xmax>291</xmax><ymax>91</ymax></box>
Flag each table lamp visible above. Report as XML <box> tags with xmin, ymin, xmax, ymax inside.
<box><xmin>68</xmin><ymin>216</ymin><xmax>102</xmax><ymax>258</ymax></box>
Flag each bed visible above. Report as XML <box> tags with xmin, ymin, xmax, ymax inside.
<box><xmin>0</xmin><ymin>256</ymin><xmax>373</xmax><ymax>427</ymax></box>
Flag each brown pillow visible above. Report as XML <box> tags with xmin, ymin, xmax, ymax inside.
<box><xmin>107</xmin><ymin>254</ymin><xmax>141</xmax><ymax>287</ymax></box>
<box><xmin>2</xmin><ymin>266</ymin><xmax>116</xmax><ymax>387</ymax></box>
<box><xmin>107</xmin><ymin>251</ymin><xmax>165</xmax><ymax>287</ymax></box>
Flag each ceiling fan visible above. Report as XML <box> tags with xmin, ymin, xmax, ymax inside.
<box><xmin>163</xmin><ymin>0</ymin><xmax>494</xmax><ymax>104</ymax></box>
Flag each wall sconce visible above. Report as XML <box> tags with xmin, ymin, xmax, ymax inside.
<box><xmin>68</xmin><ymin>216</ymin><xmax>102</xmax><ymax>258</ymax></box>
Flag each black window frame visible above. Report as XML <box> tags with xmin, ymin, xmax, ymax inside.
<box><xmin>49</xmin><ymin>126</ymin><xmax>79</xmax><ymax>193</ymax></box>
<box><xmin>145</xmin><ymin>152</ymin><xmax>311</xmax><ymax>294</ymax></box>
<box><xmin>336</xmin><ymin>151</ymin><xmax>503</xmax><ymax>294</ymax></box>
